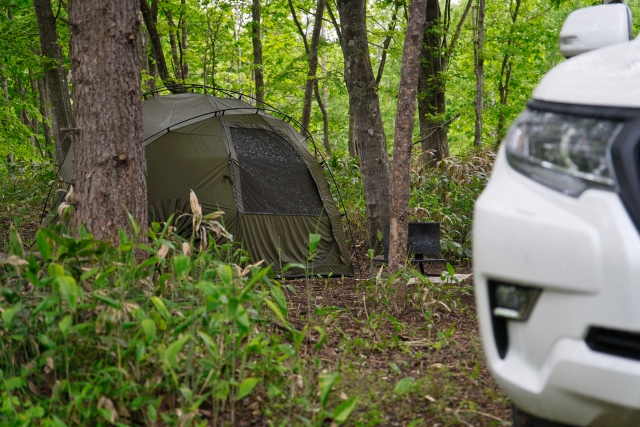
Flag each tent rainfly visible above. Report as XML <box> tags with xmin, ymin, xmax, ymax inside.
<box><xmin>57</xmin><ymin>91</ymin><xmax>352</xmax><ymax>276</ymax></box>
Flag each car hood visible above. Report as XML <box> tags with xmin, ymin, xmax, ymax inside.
<box><xmin>533</xmin><ymin>37</ymin><xmax>640</xmax><ymax>108</ymax></box>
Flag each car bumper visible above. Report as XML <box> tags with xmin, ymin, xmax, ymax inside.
<box><xmin>473</xmin><ymin>146</ymin><xmax>640</xmax><ymax>426</ymax></box>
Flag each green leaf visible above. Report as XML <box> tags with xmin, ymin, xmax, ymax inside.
<box><xmin>214</xmin><ymin>380</ymin><xmax>230</xmax><ymax>400</ymax></box>
<box><xmin>309</xmin><ymin>233</ymin><xmax>322</xmax><ymax>254</ymax></box>
<box><xmin>264</xmin><ymin>298</ymin><xmax>288</xmax><ymax>327</ymax></box>
<box><xmin>58</xmin><ymin>315</ymin><xmax>72</xmax><ymax>338</ymax></box>
<box><xmin>36</xmin><ymin>229</ymin><xmax>51</xmax><ymax>260</ymax></box>
<box><xmin>2</xmin><ymin>305</ymin><xmax>20</xmax><ymax>330</ymax></box>
<box><xmin>138</xmin><ymin>256</ymin><xmax>161</xmax><ymax>269</ymax></box>
<box><xmin>282</xmin><ymin>263</ymin><xmax>305</xmax><ymax>272</ymax></box>
<box><xmin>236</xmin><ymin>377</ymin><xmax>259</xmax><ymax>400</ymax></box>
<box><xmin>151</xmin><ymin>296</ymin><xmax>171</xmax><ymax>321</ymax></box>
<box><xmin>172</xmin><ymin>255</ymin><xmax>191</xmax><ymax>279</ymax></box>
<box><xmin>9</xmin><ymin>225</ymin><xmax>24</xmax><ymax>259</ymax></box>
<box><xmin>141</xmin><ymin>318</ymin><xmax>157</xmax><ymax>344</ymax></box>
<box><xmin>57</xmin><ymin>276</ymin><xmax>78</xmax><ymax>312</ymax></box>
<box><xmin>333</xmin><ymin>396</ymin><xmax>358</xmax><ymax>423</ymax></box>
<box><xmin>39</xmin><ymin>334</ymin><xmax>56</xmax><ymax>349</ymax></box>
<box><xmin>235</xmin><ymin>305</ymin><xmax>250</xmax><ymax>332</ymax></box>
<box><xmin>318</xmin><ymin>372</ymin><xmax>339</xmax><ymax>407</ymax></box>
<box><xmin>218</xmin><ymin>264</ymin><xmax>233</xmax><ymax>286</ymax></box>
<box><xmin>393</xmin><ymin>377</ymin><xmax>414</xmax><ymax>395</ymax></box>
<box><xmin>80</xmin><ymin>267</ymin><xmax>100</xmax><ymax>281</ymax></box>
<box><xmin>93</xmin><ymin>294</ymin><xmax>121</xmax><ymax>309</ymax></box>
<box><xmin>270</xmin><ymin>286</ymin><xmax>288</xmax><ymax>317</ymax></box>
<box><xmin>136</xmin><ymin>342</ymin><xmax>146</xmax><ymax>362</ymax></box>
<box><xmin>30</xmin><ymin>295</ymin><xmax>59</xmax><ymax>318</ymax></box>
<box><xmin>377</xmin><ymin>229</ymin><xmax>383</xmax><ymax>241</ymax></box>
<box><xmin>446</xmin><ymin>262</ymin><xmax>455</xmax><ymax>277</ymax></box>
<box><xmin>313</xmin><ymin>326</ymin><xmax>327</xmax><ymax>351</ymax></box>
<box><xmin>127</xmin><ymin>211</ymin><xmax>141</xmax><ymax>236</ymax></box>
<box><xmin>3</xmin><ymin>377</ymin><xmax>25</xmax><ymax>392</ymax></box>
<box><xmin>164</xmin><ymin>333</ymin><xmax>191</xmax><ymax>368</ymax></box>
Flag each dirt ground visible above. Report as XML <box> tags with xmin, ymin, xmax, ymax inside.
<box><xmin>275</xmin><ymin>260</ymin><xmax>511</xmax><ymax>427</ymax></box>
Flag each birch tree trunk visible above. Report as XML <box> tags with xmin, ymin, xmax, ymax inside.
<box><xmin>70</xmin><ymin>0</ymin><xmax>147</xmax><ymax>242</ymax></box>
<box><xmin>389</xmin><ymin>0</ymin><xmax>427</xmax><ymax>308</ymax></box>
<box><xmin>473</xmin><ymin>0</ymin><xmax>485</xmax><ymax>147</ymax></box>
<box><xmin>251</xmin><ymin>0</ymin><xmax>264</xmax><ymax>104</ymax></box>
<box><xmin>337</xmin><ymin>0</ymin><xmax>391</xmax><ymax>250</ymax></box>
<box><xmin>33</xmin><ymin>0</ymin><xmax>74</xmax><ymax>165</ymax></box>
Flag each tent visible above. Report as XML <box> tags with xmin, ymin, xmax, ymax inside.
<box><xmin>55</xmin><ymin>88</ymin><xmax>343</xmax><ymax>276</ymax></box>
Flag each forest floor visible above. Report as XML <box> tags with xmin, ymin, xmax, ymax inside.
<box><xmin>265</xmin><ymin>261</ymin><xmax>511</xmax><ymax>427</ymax></box>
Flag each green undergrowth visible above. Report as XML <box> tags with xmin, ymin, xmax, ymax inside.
<box><xmin>326</xmin><ymin>148</ymin><xmax>494</xmax><ymax>260</ymax></box>
<box><xmin>0</xmin><ymin>159</ymin><xmax>56</xmax><ymax>250</ymax></box>
<box><xmin>0</xmin><ymin>217</ymin><xmax>359</xmax><ymax>426</ymax></box>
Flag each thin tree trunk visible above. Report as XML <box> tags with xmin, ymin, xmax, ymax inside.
<box><xmin>337</xmin><ymin>0</ymin><xmax>392</xmax><ymax>250</ymax></box>
<box><xmin>166</xmin><ymin>10</ymin><xmax>182</xmax><ymax>80</ymax></box>
<box><xmin>417</xmin><ymin>0</ymin><xmax>448</xmax><ymax>166</ymax></box>
<box><xmin>473</xmin><ymin>0</ymin><xmax>485</xmax><ymax>147</ymax></box>
<box><xmin>207</xmin><ymin>10</ymin><xmax>222</xmax><ymax>88</ymax></box>
<box><xmin>140</xmin><ymin>25</ymin><xmax>152</xmax><ymax>92</ymax></box>
<box><xmin>70</xmin><ymin>0</ymin><xmax>147</xmax><ymax>242</ymax></box>
<box><xmin>251</xmin><ymin>0</ymin><xmax>264</xmax><ymax>104</ymax></box>
<box><xmin>139</xmin><ymin>0</ymin><xmax>174</xmax><ymax>86</ymax></box>
<box><xmin>389</xmin><ymin>0</ymin><xmax>427</xmax><ymax>309</ymax></box>
<box><xmin>1</xmin><ymin>65</ymin><xmax>7</xmax><ymax>99</ymax></box>
<box><xmin>376</xmin><ymin>1</ymin><xmax>400</xmax><ymax>87</ymax></box>
<box><xmin>33</xmin><ymin>0</ymin><xmax>74</xmax><ymax>165</ymax></box>
<box><xmin>37</xmin><ymin>77</ymin><xmax>54</xmax><ymax>158</ymax></box>
<box><xmin>181</xmin><ymin>0</ymin><xmax>188</xmax><ymax>79</ymax></box>
<box><xmin>496</xmin><ymin>0</ymin><xmax>521</xmax><ymax>144</ymax></box>
<box><xmin>300</xmin><ymin>0</ymin><xmax>324</xmax><ymax>131</ymax></box>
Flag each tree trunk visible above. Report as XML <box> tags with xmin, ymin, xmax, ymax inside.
<box><xmin>301</xmin><ymin>0</ymin><xmax>325</xmax><ymax>131</ymax></box>
<box><xmin>33</xmin><ymin>0</ymin><xmax>74</xmax><ymax>165</ymax></box>
<box><xmin>473</xmin><ymin>0</ymin><xmax>485</xmax><ymax>147</ymax></box>
<box><xmin>37</xmin><ymin>77</ymin><xmax>54</xmax><ymax>158</ymax></box>
<box><xmin>417</xmin><ymin>0</ymin><xmax>448</xmax><ymax>166</ymax></box>
<box><xmin>251</xmin><ymin>0</ymin><xmax>264</xmax><ymax>104</ymax></box>
<box><xmin>1</xmin><ymin>65</ymin><xmax>7</xmax><ymax>99</ymax></box>
<box><xmin>181</xmin><ymin>0</ymin><xmax>188</xmax><ymax>79</ymax></box>
<box><xmin>337</xmin><ymin>0</ymin><xmax>392</xmax><ymax>250</ymax></box>
<box><xmin>140</xmin><ymin>25</ymin><xmax>152</xmax><ymax>92</ymax></box>
<box><xmin>70</xmin><ymin>0</ymin><xmax>147</xmax><ymax>242</ymax></box>
<box><xmin>389</xmin><ymin>0</ymin><xmax>427</xmax><ymax>308</ymax></box>
<box><xmin>166</xmin><ymin>10</ymin><xmax>182</xmax><ymax>81</ymax></box>
<box><xmin>496</xmin><ymin>0</ymin><xmax>521</xmax><ymax>145</ymax></box>
<box><xmin>139</xmin><ymin>0</ymin><xmax>174</xmax><ymax>86</ymax></box>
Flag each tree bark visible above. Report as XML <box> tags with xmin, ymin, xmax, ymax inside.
<box><xmin>473</xmin><ymin>0</ymin><xmax>485</xmax><ymax>147</ymax></box>
<box><xmin>37</xmin><ymin>77</ymin><xmax>54</xmax><ymax>158</ymax></box>
<box><xmin>300</xmin><ymin>0</ymin><xmax>324</xmax><ymax>131</ymax></box>
<box><xmin>417</xmin><ymin>0</ymin><xmax>448</xmax><ymax>166</ymax></box>
<box><xmin>70</xmin><ymin>0</ymin><xmax>147</xmax><ymax>242</ymax></box>
<box><xmin>496</xmin><ymin>0</ymin><xmax>521</xmax><ymax>145</ymax></box>
<box><xmin>33</xmin><ymin>0</ymin><xmax>74</xmax><ymax>165</ymax></box>
<box><xmin>389</xmin><ymin>0</ymin><xmax>427</xmax><ymax>309</ymax></box>
<box><xmin>139</xmin><ymin>0</ymin><xmax>174</xmax><ymax>86</ymax></box>
<box><xmin>251</xmin><ymin>0</ymin><xmax>265</xmax><ymax>104</ymax></box>
<box><xmin>165</xmin><ymin>10</ymin><xmax>183</xmax><ymax>80</ymax></box>
<box><xmin>337</xmin><ymin>0</ymin><xmax>392</xmax><ymax>250</ymax></box>
<box><xmin>181</xmin><ymin>0</ymin><xmax>188</xmax><ymax>79</ymax></box>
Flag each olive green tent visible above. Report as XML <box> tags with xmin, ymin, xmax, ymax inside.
<box><xmin>54</xmin><ymin>91</ymin><xmax>352</xmax><ymax>276</ymax></box>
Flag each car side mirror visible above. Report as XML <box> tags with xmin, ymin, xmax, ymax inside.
<box><xmin>559</xmin><ymin>4</ymin><xmax>632</xmax><ymax>58</ymax></box>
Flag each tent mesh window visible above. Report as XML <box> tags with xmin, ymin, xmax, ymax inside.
<box><xmin>230</xmin><ymin>127</ymin><xmax>325</xmax><ymax>216</ymax></box>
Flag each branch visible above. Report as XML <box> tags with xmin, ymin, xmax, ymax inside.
<box><xmin>325</xmin><ymin>1</ymin><xmax>342</xmax><ymax>48</ymax></box>
<box><xmin>375</xmin><ymin>0</ymin><xmax>400</xmax><ymax>86</ymax></box>
<box><xmin>413</xmin><ymin>113</ymin><xmax>460</xmax><ymax>145</ymax></box>
<box><xmin>288</xmin><ymin>0</ymin><xmax>310</xmax><ymax>54</ymax></box>
<box><xmin>444</xmin><ymin>0</ymin><xmax>472</xmax><ymax>69</ymax></box>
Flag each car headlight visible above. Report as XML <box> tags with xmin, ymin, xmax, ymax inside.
<box><xmin>505</xmin><ymin>109</ymin><xmax>624</xmax><ymax>196</ymax></box>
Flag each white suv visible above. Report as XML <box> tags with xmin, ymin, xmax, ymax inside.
<box><xmin>473</xmin><ymin>4</ymin><xmax>640</xmax><ymax>426</ymax></box>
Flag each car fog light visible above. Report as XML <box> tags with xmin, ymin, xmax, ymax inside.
<box><xmin>493</xmin><ymin>284</ymin><xmax>541</xmax><ymax>321</ymax></box>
